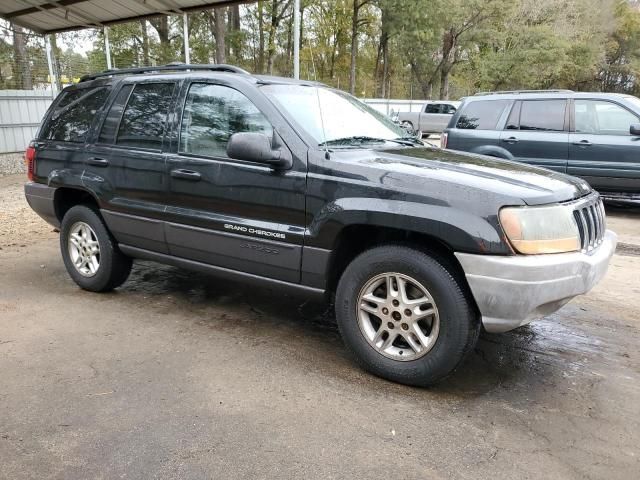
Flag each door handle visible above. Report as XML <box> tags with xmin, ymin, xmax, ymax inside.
<box><xmin>572</xmin><ymin>140</ymin><xmax>592</xmax><ymax>146</ymax></box>
<box><xmin>87</xmin><ymin>157</ymin><xmax>109</xmax><ymax>167</ymax></box>
<box><xmin>502</xmin><ymin>137</ymin><xmax>518</xmax><ymax>144</ymax></box>
<box><xmin>171</xmin><ymin>169</ymin><xmax>202</xmax><ymax>181</ymax></box>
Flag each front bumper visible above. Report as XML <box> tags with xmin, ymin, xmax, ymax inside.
<box><xmin>455</xmin><ymin>230</ymin><xmax>617</xmax><ymax>333</ymax></box>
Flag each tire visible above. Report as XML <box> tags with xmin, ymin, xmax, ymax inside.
<box><xmin>401</xmin><ymin>121</ymin><xmax>414</xmax><ymax>133</ymax></box>
<box><xmin>60</xmin><ymin>205</ymin><xmax>132</xmax><ymax>292</ymax></box>
<box><xmin>335</xmin><ymin>245</ymin><xmax>479</xmax><ymax>387</ymax></box>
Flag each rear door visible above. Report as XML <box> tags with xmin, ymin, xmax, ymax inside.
<box><xmin>499</xmin><ymin>99</ymin><xmax>569</xmax><ymax>172</ymax></box>
<box><xmin>87</xmin><ymin>81</ymin><xmax>178</xmax><ymax>254</ymax></box>
<box><xmin>163</xmin><ymin>79</ymin><xmax>307</xmax><ymax>283</ymax></box>
<box><xmin>568</xmin><ymin>99</ymin><xmax>640</xmax><ymax>192</ymax></box>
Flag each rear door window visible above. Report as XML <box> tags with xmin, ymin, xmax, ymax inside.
<box><xmin>97</xmin><ymin>84</ymin><xmax>133</xmax><ymax>144</ymax></box>
<box><xmin>42</xmin><ymin>87</ymin><xmax>110</xmax><ymax>143</ymax></box>
<box><xmin>519</xmin><ymin>100</ymin><xmax>566</xmax><ymax>131</ymax></box>
<box><xmin>575</xmin><ymin>99</ymin><xmax>639</xmax><ymax>135</ymax></box>
<box><xmin>116</xmin><ymin>82</ymin><xmax>175</xmax><ymax>150</ymax></box>
<box><xmin>456</xmin><ymin>100</ymin><xmax>508</xmax><ymax>130</ymax></box>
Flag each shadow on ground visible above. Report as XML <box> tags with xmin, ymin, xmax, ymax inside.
<box><xmin>113</xmin><ymin>260</ymin><xmax>607</xmax><ymax>399</ymax></box>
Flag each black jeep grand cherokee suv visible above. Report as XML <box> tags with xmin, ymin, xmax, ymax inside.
<box><xmin>25</xmin><ymin>64</ymin><xmax>616</xmax><ymax>386</ymax></box>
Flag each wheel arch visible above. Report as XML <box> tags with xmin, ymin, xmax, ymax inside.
<box><xmin>469</xmin><ymin>145</ymin><xmax>514</xmax><ymax>160</ymax></box>
<box><xmin>324</xmin><ymin>224</ymin><xmax>470</xmax><ymax>299</ymax></box>
<box><xmin>54</xmin><ymin>186</ymin><xmax>101</xmax><ymax>223</ymax></box>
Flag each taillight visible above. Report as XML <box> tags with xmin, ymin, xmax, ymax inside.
<box><xmin>25</xmin><ymin>142</ymin><xmax>36</xmax><ymax>181</ymax></box>
<box><xmin>440</xmin><ymin>132</ymin><xmax>448</xmax><ymax>149</ymax></box>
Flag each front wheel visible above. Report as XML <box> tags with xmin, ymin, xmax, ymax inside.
<box><xmin>335</xmin><ymin>245</ymin><xmax>479</xmax><ymax>386</ymax></box>
<box><xmin>60</xmin><ymin>205</ymin><xmax>132</xmax><ymax>292</ymax></box>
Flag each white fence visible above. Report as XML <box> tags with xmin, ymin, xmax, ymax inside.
<box><xmin>0</xmin><ymin>91</ymin><xmax>423</xmax><ymax>154</ymax></box>
<box><xmin>0</xmin><ymin>90</ymin><xmax>54</xmax><ymax>154</ymax></box>
<box><xmin>362</xmin><ymin>98</ymin><xmax>427</xmax><ymax>116</ymax></box>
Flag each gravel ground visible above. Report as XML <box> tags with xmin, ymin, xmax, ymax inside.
<box><xmin>1</xmin><ymin>173</ymin><xmax>640</xmax><ymax>479</ymax></box>
<box><xmin>0</xmin><ymin>153</ymin><xmax>26</xmax><ymax>177</ymax></box>
<box><xmin>0</xmin><ymin>174</ymin><xmax>53</xmax><ymax>251</ymax></box>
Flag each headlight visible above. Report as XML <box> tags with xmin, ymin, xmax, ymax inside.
<box><xmin>499</xmin><ymin>205</ymin><xmax>580</xmax><ymax>254</ymax></box>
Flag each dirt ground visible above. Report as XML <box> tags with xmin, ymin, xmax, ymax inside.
<box><xmin>1</xmin><ymin>173</ymin><xmax>639</xmax><ymax>479</ymax></box>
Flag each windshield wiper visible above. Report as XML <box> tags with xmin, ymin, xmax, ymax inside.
<box><xmin>395</xmin><ymin>136</ymin><xmax>424</xmax><ymax>146</ymax></box>
<box><xmin>321</xmin><ymin>136</ymin><xmax>419</xmax><ymax>147</ymax></box>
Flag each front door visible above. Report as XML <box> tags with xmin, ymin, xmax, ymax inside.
<box><xmin>164</xmin><ymin>80</ymin><xmax>307</xmax><ymax>283</ymax></box>
<box><xmin>87</xmin><ymin>81</ymin><xmax>178</xmax><ymax>254</ymax></box>
<box><xmin>499</xmin><ymin>99</ymin><xmax>569</xmax><ymax>172</ymax></box>
<box><xmin>569</xmin><ymin>99</ymin><xmax>640</xmax><ymax>193</ymax></box>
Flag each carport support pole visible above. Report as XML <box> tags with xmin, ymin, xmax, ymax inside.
<box><xmin>44</xmin><ymin>35</ymin><xmax>57</xmax><ymax>98</ymax></box>
<box><xmin>183</xmin><ymin>13</ymin><xmax>190</xmax><ymax>64</ymax></box>
<box><xmin>104</xmin><ymin>26</ymin><xmax>112</xmax><ymax>70</ymax></box>
<box><xmin>293</xmin><ymin>0</ymin><xmax>300</xmax><ymax>79</ymax></box>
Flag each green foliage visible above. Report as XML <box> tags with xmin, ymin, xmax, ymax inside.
<box><xmin>3</xmin><ymin>0</ymin><xmax>640</xmax><ymax>97</ymax></box>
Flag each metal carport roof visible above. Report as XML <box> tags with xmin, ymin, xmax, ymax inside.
<box><xmin>0</xmin><ymin>0</ymin><xmax>246</xmax><ymax>35</ymax></box>
<box><xmin>0</xmin><ymin>0</ymin><xmax>301</xmax><ymax>85</ymax></box>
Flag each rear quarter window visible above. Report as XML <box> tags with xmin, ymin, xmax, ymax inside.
<box><xmin>456</xmin><ymin>100</ymin><xmax>509</xmax><ymax>130</ymax></box>
<box><xmin>41</xmin><ymin>87</ymin><xmax>110</xmax><ymax>143</ymax></box>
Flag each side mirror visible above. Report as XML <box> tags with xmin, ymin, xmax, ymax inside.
<box><xmin>226</xmin><ymin>132</ymin><xmax>292</xmax><ymax>169</ymax></box>
<box><xmin>630</xmin><ymin>124</ymin><xmax>640</xmax><ymax>136</ymax></box>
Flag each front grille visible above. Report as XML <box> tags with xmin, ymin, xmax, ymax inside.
<box><xmin>572</xmin><ymin>195</ymin><xmax>606</xmax><ymax>253</ymax></box>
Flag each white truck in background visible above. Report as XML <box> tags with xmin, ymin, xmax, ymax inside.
<box><xmin>396</xmin><ymin>101</ymin><xmax>461</xmax><ymax>137</ymax></box>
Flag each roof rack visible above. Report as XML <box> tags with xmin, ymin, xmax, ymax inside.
<box><xmin>79</xmin><ymin>63</ymin><xmax>250</xmax><ymax>82</ymax></box>
<box><xmin>474</xmin><ymin>89</ymin><xmax>574</xmax><ymax>96</ymax></box>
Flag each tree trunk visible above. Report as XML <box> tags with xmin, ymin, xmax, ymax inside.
<box><xmin>266</xmin><ymin>0</ymin><xmax>279</xmax><ymax>74</ymax></box>
<box><xmin>349</xmin><ymin>1</ymin><xmax>360</xmax><ymax>95</ymax></box>
<box><xmin>214</xmin><ymin>7</ymin><xmax>226</xmax><ymax>63</ymax></box>
<box><xmin>258</xmin><ymin>1</ymin><xmax>265</xmax><ymax>73</ymax></box>
<box><xmin>50</xmin><ymin>34</ymin><xmax>62</xmax><ymax>91</ymax></box>
<box><xmin>376</xmin><ymin>7</ymin><xmax>390</xmax><ymax>98</ymax></box>
<box><xmin>149</xmin><ymin>16</ymin><xmax>171</xmax><ymax>63</ymax></box>
<box><xmin>382</xmin><ymin>39</ymin><xmax>389</xmax><ymax>98</ymax></box>
<box><xmin>439</xmin><ymin>67</ymin><xmax>450</xmax><ymax>100</ymax></box>
<box><xmin>439</xmin><ymin>28</ymin><xmax>455</xmax><ymax>99</ymax></box>
<box><xmin>140</xmin><ymin>20</ymin><xmax>150</xmax><ymax>65</ymax></box>
<box><xmin>12</xmin><ymin>24</ymin><xmax>32</xmax><ymax>90</ymax></box>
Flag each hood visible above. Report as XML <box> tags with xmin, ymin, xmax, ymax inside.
<box><xmin>348</xmin><ymin>146</ymin><xmax>592</xmax><ymax>206</ymax></box>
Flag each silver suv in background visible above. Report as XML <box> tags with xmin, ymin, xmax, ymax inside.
<box><xmin>442</xmin><ymin>90</ymin><xmax>640</xmax><ymax>203</ymax></box>
<box><xmin>396</xmin><ymin>100</ymin><xmax>460</xmax><ymax>137</ymax></box>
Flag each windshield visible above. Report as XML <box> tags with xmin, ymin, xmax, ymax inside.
<box><xmin>624</xmin><ymin>95</ymin><xmax>640</xmax><ymax>111</ymax></box>
<box><xmin>261</xmin><ymin>84</ymin><xmax>406</xmax><ymax>145</ymax></box>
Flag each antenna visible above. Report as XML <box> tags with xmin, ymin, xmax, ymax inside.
<box><xmin>316</xmin><ymin>86</ymin><xmax>330</xmax><ymax>158</ymax></box>
<box><xmin>307</xmin><ymin>42</ymin><xmax>329</xmax><ymax>157</ymax></box>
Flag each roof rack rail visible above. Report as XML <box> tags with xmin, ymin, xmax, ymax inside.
<box><xmin>474</xmin><ymin>89</ymin><xmax>574</xmax><ymax>96</ymax></box>
<box><xmin>79</xmin><ymin>63</ymin><xmax>250</xmax><ymax>82</ymax></box>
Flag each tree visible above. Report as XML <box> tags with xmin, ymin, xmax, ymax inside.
<box><xmin>12</xmin><ymin>23</ymin><xmax>32</xmax><ymax>89</ymax></box>
<box><xmin>7</xmin><ymin>0</ymin><xmax>637</xmax><ymax>99</ymax></box>
<box><xmin>349</xmin><ymin>0</ymin><xmax>372</xmax><ymax>94</ymax></box>
<box><xmin>266</xmin><ymin>0</ymin><xmax>292</xmax><ymax>74</ymax></box>
<box><xmin>597</xmin><ymin>0</ymin><xmax>640</xmax><ymax>93</ymax></box>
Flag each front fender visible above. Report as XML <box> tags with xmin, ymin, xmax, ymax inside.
<box><xmin>306</xmin><ymin>197</ymin><xmax>510</xmax><ymax>255</ymax></box>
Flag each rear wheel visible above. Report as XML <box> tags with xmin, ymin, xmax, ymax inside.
<box><xmin>60</xmin><ymin>205</ymin><xmax>132</xmax><ymax>292</ymax></box>
<box><xmin>335</xmin><ymin>245</ymin><xmax>479</xmax><ymax>386</ymax></box>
